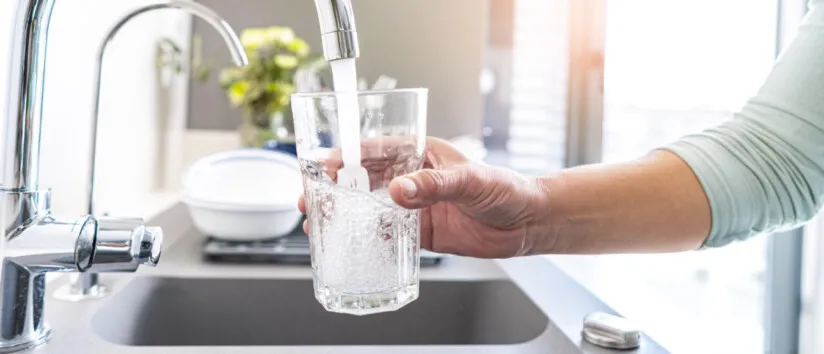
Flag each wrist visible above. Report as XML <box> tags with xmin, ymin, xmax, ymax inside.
<box><xmin>523</xmin><ymin>173</ymin><xmax>562</xmax><ymax>255</ymax></box>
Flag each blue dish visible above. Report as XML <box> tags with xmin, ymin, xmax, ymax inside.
<box><xmin>263</xmin><ymin>140</ymin><xmax>297</xmax><ymax>156</ymax></box>
<box><xmin>262</xmin><ymin>132</ymin><xmax>334</xmax><ymax>156</ymax></box>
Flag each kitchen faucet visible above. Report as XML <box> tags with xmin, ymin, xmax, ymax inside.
<box><xmin>1</xmin><ymin>0</ymin><xmax>358</xmax><ymax>352</ymax></box>
<box><xmin>0</xmin><ymin>1</ymin><xmax>164</xmax><ymax>351</ymax></box>
<box><xmin>56</xmin><ymin>0</ymin><xmax>359</xmax><ymax>301</ymax></box>
<box><xmin>53</xmin><ymin>0</ymin><xmax>249</xmax><ymax>303</ymax></box>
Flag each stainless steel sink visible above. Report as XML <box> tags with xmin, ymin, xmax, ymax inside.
<box><xmin>91</xmin><ymin>277</ymin><xmax>548</xmax><ymax>346</ymax></box>
<box><xmin>39</xmin><ymin>204</ymin><xmax>668</xmax><ymax>354</ymax></box>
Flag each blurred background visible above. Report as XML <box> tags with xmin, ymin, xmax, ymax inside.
<box><xmin>0</xmin><ymin>0</ymin><xmax>821</xmax><ymax>352</ymax></box>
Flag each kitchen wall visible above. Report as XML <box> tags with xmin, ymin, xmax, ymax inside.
<box><xmin>0</xmin><ymin>0</ymin><xmax>487</xmax><ymax>219</ymax></box>
<box><xmin>0</xmin><ymin>1</ymin><xmax>191</xmax><ymax>217</ymax></box>
<box><xmin>188</xmin><ymin>0</ymin><xmax>489</xmax><ymax>140</ymax></box>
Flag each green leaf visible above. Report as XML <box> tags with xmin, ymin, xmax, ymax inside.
<box><xmin>218</xmin><ymin>68</ymin><xmax>242</xmax><ymax>88</ymax></box>
<box><xmin>274</xmin><ymin>54</ymin><xmax>298</xmax><ymax>69</ymax></box>
<box><xmin>195</xmin><ymin>63</ymin><xmax>211</xmax><ymax>82</ymax></box>
<box><xmin>158</xmin><ymin>37</ymin><xmax>182</xmax><ymax>55</ymax></box>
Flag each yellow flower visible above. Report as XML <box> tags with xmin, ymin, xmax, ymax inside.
<box><xmin>273</xmin><ymin>55</ymin><xmax>298</xmax><ymax>69</ymax></box>
<box><xmin>287</xmin><ymin>38</ymin><xmax>310</xmax><ymax>57</ymax></box>
<box><xmin>278</xmin><ymin>94</ymin><xmax>291</xmax><ymax>107</ymax></box>
<box><xmin>240</xmin><ymin>28</ymin><xmax>267</xmax><ymax>52</ymax></box>
<box><xmin>228</xmin><ymin>81</ymin><xmax>249</xmax><ymax>106</ymax></box>
<box><xmin>265</xmin><ymin>26</ymin><xmax>295</xmax><ymax>46</ymax></box>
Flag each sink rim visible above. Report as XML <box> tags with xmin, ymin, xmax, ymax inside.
<box><xmin>90</xmin><ymin>275</ymin><xmax>551</xmax><ymax>347</ymax></box>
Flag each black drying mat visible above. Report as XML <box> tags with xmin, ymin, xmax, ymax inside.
<box><xmin>202</xmin><ymin>220</ymin><xmax>445</xmax><ymax>266</ymax></box>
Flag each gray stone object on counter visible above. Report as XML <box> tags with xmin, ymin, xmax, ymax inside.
<box><xmin>37</xmin><ymin>204</ymin><xmax>670</xmax><ymax>353</ymax></box>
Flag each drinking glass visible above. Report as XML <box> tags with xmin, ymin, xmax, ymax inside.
<box><xmin>291</xmin><ymin>88</ymin><xmax>428</xmax><ymax>315</ymax></box>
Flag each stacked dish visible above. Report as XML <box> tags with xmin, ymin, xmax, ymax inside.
<box><xmin>181</xmin><ymin>149</ymin><xmax>304</xmax><ymax>241</ymax></box>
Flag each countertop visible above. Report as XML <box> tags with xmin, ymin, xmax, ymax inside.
<box><xmin>36</xmin><ymin>203</ymin><xmax>670</xmax><ymax>353</ymax></box>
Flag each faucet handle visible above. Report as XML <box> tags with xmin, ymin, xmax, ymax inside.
<box><xmin>87</xmin><ymin>217</ymin><xmax>163</xmax><ymax>272</ymax></box>
<box><xmin>136</xmin><ymin>226</ymin><xmax>163</xmax><ymax>267</ymax></box>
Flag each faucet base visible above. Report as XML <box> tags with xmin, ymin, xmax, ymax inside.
<box><xmin>2</xmin><ymin>189</ymin><xmax>51</xmax><ymax>239</ymax></box>
<box><xmin>53</xmin><ymin>273</ymin><xmax>110</xmax><ymax>302</ymax></box>
<box><xmin>53</xmin><ymin>282</ymin><xmax>109</xmax><ymax>302</ymax></box>
<box><xmin>0</xmin><ymin>326</ymin><xmax>51</xmax><ymax>354</ymax></box>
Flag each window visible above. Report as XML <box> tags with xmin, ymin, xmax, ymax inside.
<box><xmin>483</xmin><ymin>0</ymin><xmax>569</xmax><ymax>173</ymax></box>
<box><xmin>506</xmin><ymin>0</ymin><xmax>569</xmax><ymax>173</ymax></box>
<box><xmin>602</xmin><ymin>0</ymin><xmax>778</xmax><ymax>163</ymax></box>
<box><xmin>483</xmin><ymin>0</ymin><xmax>791</xmax><ymax>352</ymax></box>
<box><xmin>597</xmin><ymin>1</ymin><xmax>777</xmax><ymax>351</ymax></box>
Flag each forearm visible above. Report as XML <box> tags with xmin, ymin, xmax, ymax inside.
<box><xmin>530</xmin><ymin>151</ymin><xmax>710</xmax><ymax>254</ymax></box>
<box><xmin>531</xmin><ymin>0</ymin><xmax>824</xmax><ymax>254</ymax></box>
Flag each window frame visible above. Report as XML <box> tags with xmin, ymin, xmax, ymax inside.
<box><xmin>764</xmin><ymin>2</ymin><xmax>809</xmax><ymax>353</ymax></box>
<box><xmin>564</xmin><ymin>0</ymin><xmax>605</xmax><ymax>167</ymax></box>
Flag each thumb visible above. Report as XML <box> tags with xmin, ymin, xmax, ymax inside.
<box><xmin>389</xmin><ymin>166</ymin><xmax>485</xmax><ymax>209</ymax></box>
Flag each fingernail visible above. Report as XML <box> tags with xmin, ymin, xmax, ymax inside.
<box><xmin>400</xmin><ymin>178</ymin><xmax>418</xmax><ymax>199</ymax></box>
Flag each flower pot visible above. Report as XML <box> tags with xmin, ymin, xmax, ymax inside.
<box><xmin>240</xmin><ymin>109</ymin><xmax>295</xmax><ymax>149</ymax></box>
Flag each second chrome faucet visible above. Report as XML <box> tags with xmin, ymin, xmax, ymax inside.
<box><xmin>56</xmin><ymin>0</ymin><xmax>250</xmax><ymax>302</ymax></box>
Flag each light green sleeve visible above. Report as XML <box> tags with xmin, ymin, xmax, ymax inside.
<box><xmin>662</xmin><ymin>0</ymin><xmax>824</xmax><ymax>248</ymax></box>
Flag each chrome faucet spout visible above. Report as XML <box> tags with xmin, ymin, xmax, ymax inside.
<box><xmin>314</xmin><ymin>0</ymin><xmax>360</xmax><ymax>61</ymax></box>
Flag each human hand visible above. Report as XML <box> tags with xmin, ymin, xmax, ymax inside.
<box><xmin>297</xmin><ymin>137</ymin><xmax>549</xmax><ymax>259</ymax></box>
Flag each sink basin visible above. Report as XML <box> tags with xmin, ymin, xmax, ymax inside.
<box><xmin>92</xmin><ymin>277</ymin><xmax>548</xmax><ymax>346</ymax></box>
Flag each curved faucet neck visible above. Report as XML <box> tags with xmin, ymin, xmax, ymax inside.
<box><xmin>3</xmin><ymin>0</ymin><xmax>56</xmax><ymax>193</ymax></box>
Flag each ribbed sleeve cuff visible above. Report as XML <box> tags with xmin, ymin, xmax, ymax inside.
<box><xmin>660</xmin><ymin>133</ymin><xmax>760</xmax><ymax>248</ymax></box>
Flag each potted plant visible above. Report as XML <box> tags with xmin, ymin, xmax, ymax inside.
<box><xmin>207</xmin><ymin>26</ymin><xmax>328</xmax><ymax>149</ymax></box>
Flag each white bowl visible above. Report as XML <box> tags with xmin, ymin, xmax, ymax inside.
<box><xmin>182</xmin><ymin>197</ymin><xmax>303</xmax><ymax>241</ymax></box>
<box><xmin>181</xmin><ymin>149</ymin><xmax>304</xmax><ymax>241</ymax></box>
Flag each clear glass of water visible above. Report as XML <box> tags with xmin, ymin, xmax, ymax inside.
<box><xmin>291</xmin><ymin>88</ymin><xmax>428</xmax><ymax>315</ymax></box>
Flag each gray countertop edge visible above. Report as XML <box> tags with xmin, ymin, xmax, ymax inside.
<box><xmin>498</xmin><ymin>257</ymin><xmax>669</xmax><ymax>353</ymax></box>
